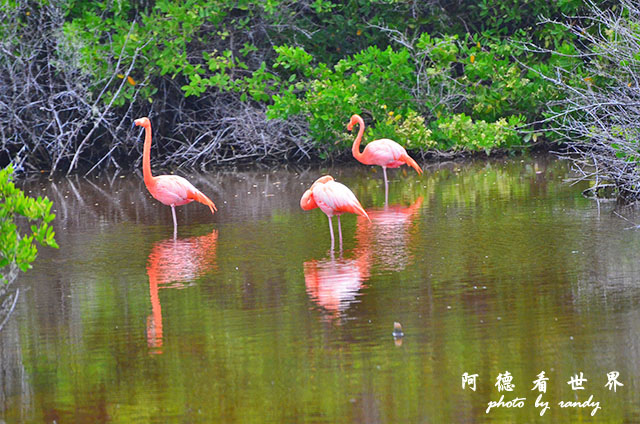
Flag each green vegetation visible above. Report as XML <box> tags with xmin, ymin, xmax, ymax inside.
<box><xmin>0</xmin><ymin>0</ymin><xmax>608</xmax><ymax>173</ymax></box>
<box><xmin>0</xmin><ymin>165</ymin><xmax>58</xmax><ymax>284</ymax></box>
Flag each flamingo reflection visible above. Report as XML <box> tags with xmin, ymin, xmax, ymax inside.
<box><xmin>146</xmin><ymin>229</ymin><xmax>218</xmax><ymax>353</ymax></box>
<box><xmin>355</xmin><ymin>197</ymin><xmax>423</xmax><ymax>272</ymax></box>
<box><xmin>304</xmin><ymin>250</ymin><xmax>371</xmax><ymax>320</ymax></box>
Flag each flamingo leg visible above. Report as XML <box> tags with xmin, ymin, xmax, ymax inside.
<box><xmin>171</xmin><ymin>205</ymin><xmax>178</xmax><ymax>239</ymax></box>
<box><xmin>328</xmin><ymin>215</ymin><xmax>335</xmax><ymax>250</ymax></box>
<box><xmin>337</xmin><ymin>215</ymin><xmax>343</xmax><ymax>251</ymax></box>
<box><xmin>383</xmin><ymin>167</ymin><xmax>389</xmax><ymax>205</ymax></box>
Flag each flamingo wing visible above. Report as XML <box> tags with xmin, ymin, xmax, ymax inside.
<box><xmin>152</xmin><ymin>175</ymin><xmax>217</xmax><ymax>213</ymax></box>
<box><xmin>363</xmin><ymin>139</ymin><xmax>422</xmax><ymax>173</ymax></box>
<box><xmin>313</xmin><ymin>180</ymin><xmax>369</xmax><ymax>219</ymax></box>
<box><xmin>362</xmin><ymin>139</ymin><xmax>406</xmax><ymax>165</ymax></box>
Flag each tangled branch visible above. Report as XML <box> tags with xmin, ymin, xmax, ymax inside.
<box><xmin>527</xmin><ymin>0</ymin><xmax>640</xmax><ymax>202</ymax></box>
<box><xmin>0</xmin><ymin>1</ymin><xmax>315</xmax><ymax>176</ymax></box>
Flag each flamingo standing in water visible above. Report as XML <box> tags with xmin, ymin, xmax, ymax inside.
<box><xmin>300</xmin><ymin>175</ymin><xmax>369</xmax><ymax>250</ymax></box>
<box><xmin>347</xmin><ymin>114</ymin><xmax>422</xmax><ymax>202</ymax></box>
<box><xmin>133</xmin><ymin>117</ymin><xmax>217</xmax><ymax>236</ymax></box>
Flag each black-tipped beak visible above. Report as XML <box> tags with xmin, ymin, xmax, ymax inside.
<box><xmin>131</xmin><ymin>121</ymin><xmax>136</xmax><ymax>130</ymax></box>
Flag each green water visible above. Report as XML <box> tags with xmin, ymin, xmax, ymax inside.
<box><xmin>3</xmin><ymin>156</ymin><xmax>640</xmax><ymax>423</ymax></box>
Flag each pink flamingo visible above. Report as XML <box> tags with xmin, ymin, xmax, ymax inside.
<box><xmin>347</xmin><ymin>114</ymin><xmax>423</xmax><ymax>202</ymax></box>
<box><xmin>133</xmin><ymin>117</ymin><xmax>217</xmax><ymax>236</ymax></box>
<box><xmin>300</xmin><ymin>175</ymin><xmax>370</xmax><ymax>250</ymax></box>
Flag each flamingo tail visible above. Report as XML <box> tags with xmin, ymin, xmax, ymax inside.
<box><xmin>401</xmin><ymin>153</ymin><xmax>423</xmax><ymax>175</ymax></box>
<box><xmin>343</xmin><ymin>202</ymin><xmax>371</xmax><ymax>222</ymax></box>
<box><xmin>189</xmin><ymin>190</ymin><xmax>217</xmax><ymax>214</ymax></box>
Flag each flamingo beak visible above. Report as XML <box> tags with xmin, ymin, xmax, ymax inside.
<box><xmin>131</xmin><ymin>121</ymin><xmax>136</xmax><ymax>129</ymax></box>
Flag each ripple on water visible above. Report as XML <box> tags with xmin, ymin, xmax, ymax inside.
<box><xmin>7</xmin><ymin>157</ymin><xmax>640</xmax><ymax>423</ymax></box>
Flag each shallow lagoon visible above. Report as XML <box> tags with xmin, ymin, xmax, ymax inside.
<box><xmin>2</xmin><ymin>156</ymin><xmax>640</xmax><ymax>423</ymax></box>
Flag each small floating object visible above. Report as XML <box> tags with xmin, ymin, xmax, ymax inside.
<box><xmin>392</xmin><ymin>322</ymin><xmax>404</xmax><ymax>338</ymax></box>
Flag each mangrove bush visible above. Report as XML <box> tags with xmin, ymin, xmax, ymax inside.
<box><xmin>0</xmin><ymin>0</ymin><xmax>604</xmax><ymax>174</ymax></box>
<box><xmin>0</xmin><ymin>165</ymin><xmax>58</xmax><ymax>285</ymax></box>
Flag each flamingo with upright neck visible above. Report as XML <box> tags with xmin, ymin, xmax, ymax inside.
<box><xmin>347</xmin><ymin>114</ymin><xmax>422</xmax><ymax>202</ymax></box>
<box><xmin>133</xmin><ymin>117</ymin><xmax>217</xmax><ymax>236</ymax></box>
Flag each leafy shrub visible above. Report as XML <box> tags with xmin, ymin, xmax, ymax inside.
<box><xmin>268</xmin><ymin>45</ymin><xmax>416</xmax><ymax>150</ymax></box>
<box><xmin>3</xmin><ymin>0</ymin><xmax>604</xmax><ymax>173</ymax></box>
<box><xmin>373</xmin><ymin>110</ymin><xmax>436</xmax><ymax>150</ymax></box>
<box><xmin>459</xmin><ymin>36</ymin><xmax>548</xmax><ymax>122</ymax></box>
<box><xmin>0</xmin><ymin>165</ymin><xmax>58</xmax><ymax>283</ymax></box>
<box><xmin>266</xmin><ymin>32</ymin><xmax>550</xmax><ymax>154</ymax></box>
<box><xmin>449</xmin><ymin>0</ymin><xmax>587</xmax><ymax>43</ymax></box>
<box><xmin>434</xmin><ymin>114</ymin><xmax>525</xmax><ymax>153</ymax></box>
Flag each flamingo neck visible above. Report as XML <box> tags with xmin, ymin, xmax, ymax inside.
<box><xmin>351</xmin><ymin>116</ymin><xmax>365</xmax><ymax>161</ymax></box>
<box><xmin>142</xmin><ymin>124</ymin><xmax>155</xmax><ymax>188</ymax></box>
<box><xmin>146</xmin><ymin>264</ymin><xmax>163</xmax><ymax>351</ymax></box>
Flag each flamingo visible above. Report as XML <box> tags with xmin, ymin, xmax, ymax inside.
<box><xmin>347</xmin><ymin>114</ymin><xmax>423</xmax><ymax>202</ymax></box>
<box><xmin>133</xmin><ymin>117</ymin><xmax>217</xmax><ymax>236</ymax></box>
<box><xmin>300</xmin><ymin>175</ymin><xmax>369</xmax><ymax>250</ymax></box>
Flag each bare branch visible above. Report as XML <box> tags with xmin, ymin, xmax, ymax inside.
<box><xmin>529</xmin><ymin>0</ymin><xmax>640</xmax><ymax>203</ymax></box>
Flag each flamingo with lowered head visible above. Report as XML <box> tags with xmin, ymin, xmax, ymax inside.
<box><xmin>133</xmin><ymin>117</ymin><xmax>217</xmax><ymax>236</ymax></box>
<box><xmin>301</xmin><ymin>175</ymin><xmax>369</xmax><ymax>250</ymax></box>
<box><xmin>347</xmin><ymin>114</ymin><xmax>422</xmax><ymax>201</ymax></box>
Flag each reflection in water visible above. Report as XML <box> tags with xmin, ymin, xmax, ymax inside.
<box><xmin>356</xmin><ymin>197</ymin><xmax>423</xmax><ymax>271</ymax></box>
<box><xmin>146</xmin><ymin>229</ymin><xmax>218</xmax><ymax>353</ymax></box>
<box><xmin>304</xmin><ymin>250</ymin><xmax>371</xmax><ymax>321</ymax></box>
<box><xmin>304</xmin><ymin>198</ymin><xmax>422</xmax><ymax>320</ymax></box>
<box><xmin>393</xmin><ymin>321</ymin><xmax>404</xmax><ymax>346</ymax></box>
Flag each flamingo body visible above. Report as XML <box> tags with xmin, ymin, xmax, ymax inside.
<box><xmin>356</xmin><ymin>138</ymin><xmax>414</xmax><ymax>169</ymax></box>
<box><xmin>301</xmin><ymin>175</ymin><xmax>368</xmax><ymax>218</ymax></box>
<box><xmin>301</xmin><ymin>175</ymin><xmax>369</xmax><ymax>249</ymax></box>
<box><xmin>347</xmin><ymin>114</ymin><xmax>422</xmax><ymax>203</ymax></box>
<box><xmin>150</xmin><ymin>175</ymin><xmax>215</xmax><ymax>214</ymax></box>
<box><xmin>134</xmin><ymin>117</ymin><xmax>216</xmax><ymax>234</ymax></box>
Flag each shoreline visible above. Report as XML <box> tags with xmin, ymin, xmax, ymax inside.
<box><xmin>14</xmin><ymin>142</ymin><xmax>556</xmax><ymax>180</ymax></box>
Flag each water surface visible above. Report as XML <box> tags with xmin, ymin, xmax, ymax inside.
<box><xmin>3</xmin><ymin>156</ymin><xmax>640</xmax><ymax>423</ymax></box>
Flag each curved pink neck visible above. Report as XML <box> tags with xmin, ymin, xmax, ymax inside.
<box><xmin>351</xmin><ymin>115</ymin><xmax>365</xmax><ymax>161</ymax></box>
<box><xmin>142</xmin><ymin>124</ymin><xmax>155</xmax><ymax>187</ymax></box>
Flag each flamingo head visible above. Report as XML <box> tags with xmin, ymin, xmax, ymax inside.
<box><xmin>346</xmin><ymin>114</ymin><xmax>361</xmax><ymax>132</ymax></box>
<box><xmin>133</xmin><ymin>117</ymin><xmax>151</xmax><ymax>128</ymax></box>
<box><xmin>300</xmin><ymin>189</ymin><xmax>317</xmax><ymax>211</ymax></box>
<box><xmin>301</xmin><ymin>175</ymin><xmax>334</xmax><ymax>211</ymax></box>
